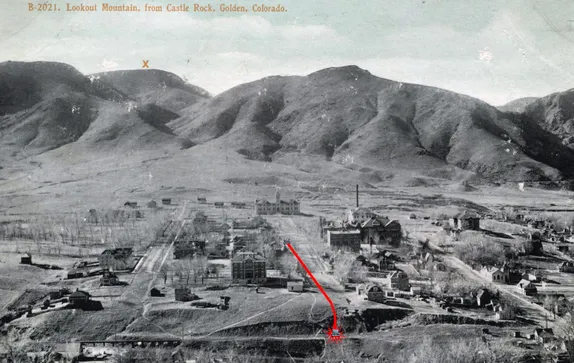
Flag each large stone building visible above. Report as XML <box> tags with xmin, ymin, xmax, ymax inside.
<box><xmin>359</xmin><ymin>217</ymin><xmax>402</xmax><ymax>246</ymax></box>
<box><xmin>98</xmin><ymin>247</ymin><xmax>135</xmax><ymax>271</ymax></box>
<box><xmin>255</xmin><ymin>191</ymin><xmax>300</xmax><ymax>215</ymax></box>
<box><xmin>231</xmin><ymin>252</ymin><xmax>267</xmax><ymax>284</ymax></box>
<box><xmin>327</xmin><ymin>229</ymin><xmax>362</xmax><ymax>252</ymax></box>
<box><xmin>345</xmin><ymin>208</ymin><xmax>402</xmax><ymax>246</ymax></box>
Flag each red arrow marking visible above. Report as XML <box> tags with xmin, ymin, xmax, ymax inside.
<box><xmin>286</xmin><ymin>243</ymin><xmax>342</xmax><ymax>342</ymax></box>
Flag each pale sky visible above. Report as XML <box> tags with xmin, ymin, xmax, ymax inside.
<box><xmin>2</xmin><ymin>0</ymin><xmax>574</xmax><ymax>105</ymax></box>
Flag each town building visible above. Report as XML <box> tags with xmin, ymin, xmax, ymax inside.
<box><xmin>206</xmin><ymin>242</ymin><xmax>228</xmax><ymax>259</ymax></box>
<box><xmin>560</xmin><ymin>261</ymin><xmax>574</xmax><ymax>273</ymax></box>
<box><xmin>255</xmin><ymin>191</ymin><xmax>300</xmax><ymax>215</ymax></box>
<box><xmin>449</xmin><ymin>211</ymin><xmax>480</xmax><ymax>231</ymax></box>
<box><xmin>231</xmin><ymin>252</ymin><xmax>267</xmax><ymax>284</ymax></box>
<box><xmin>495</xmin><ymin>304</ymin><xmax>515</xmax><ymax>320</ymax></box>
<box><xmin>124</xmin><ymin>201</ymin><xmax>137</xmax><ymax>208</ymax></box>
<box><xmin>356</xmin><ymin>283</ymin><xmax>386</xmax><ymax>303</ymax></box>
<box><xmin>150</xmin><ymin>287</ymin><xmax>163</xmax><ymax>297</ymax></box>
<box><xmin>346</xmin><ymin>207</ymin><xmax>377</xmax><ymax>225</ymax></box>
<box><xmin>534</xmin><ymin>328</ymin><xmax>555</xmax><ymax>344</ymax></box>
<box><xmin>100</xmin><ymin>270</ymin><xmax>119</xmax><ymax>286</ymax></box>
<box><xmin>98</xmin><ymin>247</ymin><xmax>135</xmax><ymax>271</ymax></box>
<box><xmin>480</xmin><ymin>265</ymin><xmax>510</xmax><ymax>284</ymax></box>
<box><xmin>173</xmin><ymin>240</ymin><xmax>206</xmax><ymax>259</ymax></box>
<box><xmin>20</xmin><ymin>253</ymin><xmax>32</xmax><ymax>265</ymax></box>
<box><xmin>327</xmin><ymin>230</ymin><xmax>361</xmax><ymax>252</ymax></box>
<box><xmin>384</xmin><ymin>270</ymin><xmax>410</xmax><ymax>291</ymax></box>
<box><xmin>69</xmin><ymin>290</ymin><xmax>91</xmax><ymax>307</ymax></box>
<box><xmin>197</xmin><ymin>197</ymin><xmax>207</xmax><ymax>203</ymax></box>
<box><xmin>359</xmin><ymin>217</ymin><xmax>402</xmax><ymax>246</ymax></box>
<box><xmin>175</xmin><ymin>287</ymin><xmax>196</xmax><ymax>302</ymax></box>
<box><xmin>475</xmin><ymin>289</ymin><xmax>493</xmax><ymax>307</ymax></box>
<box><xmin>287</xmin><ymin>281</ymin><xmax>304</xmax><ymax>292</ymax></box>
<box><xmin>214</xmin><ymin>202</ymin><xmax>224</xmax><ymax>208</ymax></box>
<box><xmin>517</xmin><ymin>279</ymin><xmax>538</xmax><ymax>296</ymax></box>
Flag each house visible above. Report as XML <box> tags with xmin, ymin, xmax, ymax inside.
<box><xmin>175</xmin><ymin>287</ymin><xmax>196</xmax><ymax>302</ymax></box>
<box><xmin>534</xmin><ymin>328</ymin><xmax>555</xmax><ymax>344</ymax></box>
<box><xmin>161</xmin><ymin>198</ymin><xmax>172</xmax><ymax>205</ymax></box>
<box><xmin>522</xmin><ymin>270</ymin><xmax>543</xmax><ymax>282</ymax></box>
<box><xmin>327</xmin><ymin>230</ymin><xmax>361</xmax><ymax>253</ymax></box>
<box><xmin>360</xmin><ymin>217</ymin><xmax>402</xmax><ymax>246</ymax></box>
<box><xmin>287</xmin><ymin>281</ymin><xmax>304</xmax><ymax>292</ymax></box>
<box><xmin>98</xmin><ymin>248</ymin><xmax>135</xmax><ymax>271</ymax></box>
<box><xmin>197</xmin><ymin>197</ymin><xmax>207</xmax><ymax>203</ymax></box>
<box><xmin>449</xmin><ymin>211</ymin><xmax>480</xmax><ymax>231</ymax></box>
<box><xmin>67</xmin><ymin>270</ymin><xmax>85</xmax><ymax>279</ymax></box>
<box><xmin>557</xmin><ymin>244</ymin><xmax>570</xmax><ymax>253</ymax></box>
<box><xmin>231</xmin><ymin>252</ymin><xmax>267</xmax><ymax>284</ymax></box>
<box><xmin>147</xmin><ymin>200</ymin><xmax>157</xmax><ymax>209</ymax></box>
<box><xmin>206</xmin><ymin>242</ymin><xmax>228</xmax><ymax>259</ymax></box>
<box><xmin>357</xmin><ymin>283</ymin><xmax>386</xmax><ymax>303</ymax></box>
<box><xmin>20</xmin><ymin>253</ymin><xmax>32</xmax><ymax>265</ymax></box>
<box><xmin>124</xmin><ymin>201</ymin><xmax>137</xmax><ymax>208</ymax></box>
<box><xmin>100</xmin><ymin>270</ymin><xmax>119</xmax><ymax>286</ymax></box>
<box><xmin>173</xmin><ymin>240</ymin><xmax>206</xmax><ymax>259</ymax></box>
<box><xmin>378</xmin><ymin>255</ymin><xmax>396</xmax><ymax>271</ymax></box>
<box><xmin>517</xmin><ymin>279</ymin><xmax>537</xmax><ymax>296</ymax></box>
<box><xmin>231</xmin><ymin>202</ymin><xmax>247</xmax><ymax>209</ymax></box>
<box><xmin>150</xmin><ymin>287</ymin><xmax>163</xmax><ymax>297</ymax></box>
<box><xmin>559</xmin><ymin>261</ymin><xmax>574</xmax><ymax>273</ymax></box>
<box><xmin>69</xmin><ymin>290</ymin><xmax>91</xmax><ymax>307</ymax></box>
<box><xmin>255</xmin><ymin>191</ymin><xmax>300</xmax><ymax>215</ymax></box>
<box><xmin>495</xmin><ymin>304</ymin><xmax>515</xmax><ymax>320</ymax></box>
<box><xmin>476</xmin><ymin>289</ymin><xmax>493</xmax><ymax>307</ymax></box>
<box><xmin>480</xmin><ymin>266</ymin><xmax>510</xmax><ymax>284</ymax></box>
<box><xmin>385</xmin><ymin>270</ymin><xmax>410</xmax><ymax>291</ymax></box>
<box><xmin>214</xmin><ymin>202</ymin><xmax>224</xmax><ymax>208</ymax></box>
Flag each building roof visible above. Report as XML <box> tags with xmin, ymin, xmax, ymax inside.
<box><xmin>70</xmin><ymin>290</ymin><xmax>91</xmax><ymax>298</ymax></box>
<box><xmin>517</xmin><ymin>279</ymin><xmax>535</xmax><ymax>288</ymax></box>
<box><xmin>453</xmin><ymin>210</ymin><xmax>481</xmax><ymax>219</ymax></box>
<box><xmin>287</xmin><ymin>281</ymin><xmax>304</xmax><ymax>286</ymax></box>
<box><xmin>360</xmin><ymin>282</ymin><xmax>383</xmax><ymax>292</ymax></box>
<box><xmin>101</xmin><ymin>247</ymin><xmax>133</xmax><ymax>257</ymax></box>
<box><xmin>350</xmin><ymin>207</ymin><xmax>375</xmax><ymax>216</ymax></box>
<box><xmin>328</xmin><ymin>229</ymin><xmax>361</xmax><ymax>235</ymax></box>
<box><xmin>231</xmin><ymin>251</ymin><xmax>266</xmax><ymax>262</ymax></box>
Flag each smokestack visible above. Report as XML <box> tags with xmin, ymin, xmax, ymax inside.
<box><xmin>356</xmin><ymin>184</ymin><xmax>359</xmax><ymax>208</ymax></box>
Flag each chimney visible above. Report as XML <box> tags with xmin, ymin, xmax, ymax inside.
<box><xmin>356</xmin><ymin>184</ymin><xmax>359</xmax><ymax>208</ymax></box>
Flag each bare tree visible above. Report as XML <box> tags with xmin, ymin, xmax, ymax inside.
<box><xmin>279</xmin><ymin>254</ymin><xmax>298</xmax><ymax>279</ymax></box>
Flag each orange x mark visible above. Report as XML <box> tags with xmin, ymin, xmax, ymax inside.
<box><xmin>142</xmin><ymin>60</ymin><xmax>150</xmax><ymax>68</ymax></box>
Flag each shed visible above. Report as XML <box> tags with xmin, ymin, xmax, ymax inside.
<box><xmin>287</xmin><ymin>281</ymin><xmax>304</xmax><ymax>293</ymax></box>
<box><xmin>150</xmin><ymin>287</ymin><xmax>163</xmax><ymax>297</ymax></box>
<box><xmin>20</xmin><ymin>253</ymin><xmax>32</xmax><ymax>265</ymax></box>
<box><xmin>161</xmin><ymin>198</ymin><xmax>172</xmax><ymax>205</ymax></box>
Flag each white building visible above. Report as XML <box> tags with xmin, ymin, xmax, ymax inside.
<box><xmin>255</xmin><ymin>191</ymin><xmax>300</xmax><ymax>215</ymax></box>
<box><xmin>346</xmin><ymin>207</ymin><xmax>376</xmax><ymax>225</ymax></box>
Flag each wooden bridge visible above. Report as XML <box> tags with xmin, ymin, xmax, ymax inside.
<box><xmin>80</xmin><ymin>339</ymin><xmax>182</xmax><ymax>350</ymax></box>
